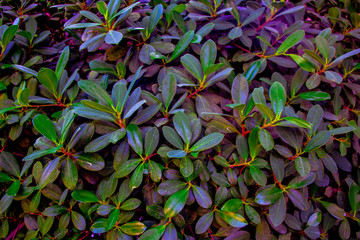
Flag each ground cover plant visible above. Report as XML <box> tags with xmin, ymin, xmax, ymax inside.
<box><xmin>0</xmin><ymin>0</ymin><xmax>360</xmax><ymax>239</ymax></box>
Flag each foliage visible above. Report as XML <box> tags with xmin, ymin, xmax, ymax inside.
<box><xmin>1</xmin><ymin>0</ymin><xmax>360</xmax><ymax>239</ymax></box>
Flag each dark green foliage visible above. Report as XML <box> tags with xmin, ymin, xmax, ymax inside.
<box><xmin>0</xmin><ymin>0</ymin><xmax>360</xmax><ymax>239</ymax></box>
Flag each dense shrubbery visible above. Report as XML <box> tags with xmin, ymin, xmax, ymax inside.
<box><xmin>1</xmin><ymin>0</ymin><xmax>360</xmax><ymax>239</ymax></box>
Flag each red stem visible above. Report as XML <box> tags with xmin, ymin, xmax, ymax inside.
<box><xmin>5</xmin><ymin>221</ymin><xmax>24</xmax><ymax>240</ymax></box>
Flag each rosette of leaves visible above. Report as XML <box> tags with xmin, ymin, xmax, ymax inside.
<box><xmin>160</xmin><ymin>111</ymin><xmax>224</xmax><ymax>159</ymax></box>
<box><xmin>175</xmin><ymin>39</ymin><xmax>233</xmax><ymax>97</ymax></box>
<box><xmin>73</xmin><ymin>68</ymin><xmax>161</xmax><ymax>152</ymax></box>
<box><xmin>141</xmin><ymin>72</ymin><xmax>187</xmax><ymax>127</ymax></box>
<box><xmin>64</xmin><ymin>0</ymin><xmax>139</xmax><ymax>51</ymax></box>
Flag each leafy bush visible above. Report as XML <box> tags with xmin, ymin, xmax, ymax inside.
<box><xmin>1</xmin><ymin>0</ymin><xmax>360</xmax><ymax>239</ymax></box>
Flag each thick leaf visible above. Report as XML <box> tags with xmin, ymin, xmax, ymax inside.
<box><xmin>270</xmin><ymin>81</ymin><xmax>286</xmax><ymax>116</ymax></box>
<box><xmin>320</xmin><ymin>201</ymin><xmax>346</xmax><ymax>220</ymax></box>
<box><xmin>258</xmin><ymin>129</ymin><xmax>274</xmax><ymax>151</ymax></box>
<box><xmin>168</xmin><ymin>31</ymin><xmax>194</xmax><ymax>62</ymax></box>
<box><xmin>75</xmin><ymin>152</ymin><xmax>105</xmax><ymax>171</ymax></box>
<box><xmin>195</xmin><ymin>211</ymin><xmax>213</xmax><ymax>234</ymax></box>
<box><xmin>173</xmin><ymin>112</ymin><xmax>192</xmax><ymax>146</ymax></box>
<box><xmin>282</xmin><ymin>117</ymin><xmax>312</xmax><ymax>129</ymax></box>
<box><xmin>192</xmin><ymin>185</ymin><xmax>212</xmax><ymax>209</ymax></box>
<box><xmin>218</xmin><ymin>210</ymin><xmax>248</xmax><ymax>228</ymax></box>
<box><xmin>106</xmin><ymin>209</ymin><xmax>120</xmax><ymax>230</ymax></box>
<box><xmin>120</xmin><ymin>221</ymin><xmax>147</xmax><ymax>236</ymax></box>
<box><xmin>71</xmin><ymin>211</ymin><xmax>86</xmax><ymax>231</ymax></box>
<box><xmin>294</xmin><ymin>157</ymin><xmax>311</xmax><ymax>177</ymax></box>
<box><xmin>190</xmin><ymin>132</ymin><xmax>224</xmax><ymax>152</ymax></box>
<box><xmin>180</xmin><ymin>54</ymin><xmax>203</xmax><ymax>81</ymax></box>
<box><xmin>33</xmin><ymin>114</ymin><xmax>58</xmax><ymax>143</ymax></box>
<box><xmin>162</xmin><ymin>73</ymin><xmax>176</xmax><ymax>110</ymax></box>
<box><xmin>255</xmin><ymin>186</ymin><xmax>283</xmax><ymax>205</ymax></box>
<box><xmin>288</xmin><ymin>54</ymin><xmax>316</xmax><ymax>73</ymax></box>
<box><xmin>126</xmin><ymin>124</ymin><xmax>143</xmax><ymax>156</ymax></box>
<box><xmin>147</xmin><ymin>4</ymin><xmax>163</xmax><ymax>37</ymax></box>
<box><xmin>164</xmin><ymin>188</ymin><xmax>189</xmax><ymax>218</ymax></box>
<box><xmin>304</xmin><ymin>130</ymin><xmax>331</xmax><ymax>152</ymax></box>
<box><xmin>298</xmin><ymin>91</ymin><xmax>331</xmax><ymax>101</ymax></box>
<box><xmin>105</xmin><ymin>30</ymin><xmax>123</xmax><ymax>45</ymax></box>
<box><xmin>71</xmin><ymin>190</ymin><xmax>98</xmax><ymax>203</ymax></box>
<box><xmin>38</xmin><ymin>158</ymin><xmax>60</xmax><ymax>189</ymax></box>
<box><xmin>269</xmin><ymin>194</ymin><xmax>286</xmax><ymax>227</ymax></box>
<box><xmin>55</xmin><ymin>46</ymin><xmax>69</xmax><ymax>78</ymax></box>
<box><xmin>37</xmin><ymin>68</ymin><xmax>58</xmax><ymax>95</ymax></box>
<box><xmin>276</xmin><ymin>30</ymin><xmax>305</xmax><ymax>54</ymax></box>
<box><xmin>162</xmin><ymin>126</ymin><xmax>183</xmax><ymax>149</ymax></box>
<box><xmin>200</xmin><ymin>39</ymin><xmax>217</xmax><ymax>70</ymax></box>
<box><xmin>250</xmin><ymin>165</ymin><xmax>267</xmax><ymax>187</ymax></box>
<box><xmin>78</xmin><ymin>80</ymin><xmax>113</xmax><ymax>106</ymax></box>
<box><xmin>180</xmin><ymin>157</ymin><xmax>193</xmax><ymax>178</ymax></box>
<box><xmin>62</xmin><ymin>158</ymin><xmax>78</xmax><ymax>190</ymax></box>
<box><xmin>114</xmin><ymin>158</ymin><xmax>141</xmax><ymax>178</ymax></box>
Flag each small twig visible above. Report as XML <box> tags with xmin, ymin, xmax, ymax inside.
<box><xmin>5</xmin><ymin>221</ymin><xmax>24</xmax><ymax>240</ymax></box>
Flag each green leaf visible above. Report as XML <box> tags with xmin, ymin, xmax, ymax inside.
<box><xmin>244</xmin><ymin>206</ymin><xmax>260</xmax><ymax>226</ymax></box>
<box><xmin>282</xmin><ymin>117</ymin><xmax>312</xmax><ymax>129</ymax></box>
<box><xmin>244</xmin><ymin>60</ymin><xmax>261</xmax><ymax>82</ymax></box>
<box><xmin>295</xmin><ymin>157</ymin><xmax>311</xmax><ymax>177</ymax></box>
<box><xmin>43</xmin><ymin>205</ymin><xmax>67</xmax><ymax>217</ymax></box>
<box><xmin>55</xmin><ymin>46</ymin><xmax>69</xmax><ymax>79</ymax></box>
<box><xmin>258</xmin><ymin>129</ymin><xmax>274</xmax><ymax>151</ymax></box>
<box><xmin>120</xmin><ymin>198</ymin><xmax>141</xmax><ymax>211</ymax></box>
<box><xmin>75</xmin><ymin>152</ymin><xmax>105</xmax><ymax>171</ymax></box>
<box><xmin>105</xmin><ymin>30</ymin><xmax>123</xmax><ymax>45</ymax></box>
<box><xmin>78</xmin><ymin>80</ymin><xmax>113</xmax><ymax>106</ymax></box>
<box><xmin>288</xmin><ymin>172</ymin><xmax>315</xmax><ymax>189</ymax></box>
<box><xmin>221</xmin><ymin>199</ymin><xmax>243</xmax><ymax>212</ymax></box>
<box><xmin>180</xmin><ymin>54</ymin><xmax>203</xmax><ymax>81</ymax></box>
<box><xmin>315</xmin><ymin>35</ymin><xmax>329</xmax><ymax>61</ymax></box>
<box><xmin>304</xmin><ymin>130</ymin><xmax>331</xmax><ymax>152</ymax></box>
<box><xmin>180</xmin><ymin>157</ymin><xmax>193</xmax><ymax>178</ymax></box>
<box><xmin>6</xmin><ymin>180</ymin><xmax>20</xmax><ymax>196</ymax></box>
<box><xmin>288</xmin><ymin>54</ymin><xmax>316</xmax><ymax>73</ymax></box>
<box><xmin>120</xmin><ymin>221</ymin><xmax>147</xmax><ymax>236</ymax></box>
<box><xmin>320</xmin><ymin>201</ymin><xmax>346</xmax><ymax>220</ymax></box>
<box><xmin>162</xmin><ymin>126</ymin><xmax>183</xmax><ymax>149</ymax></box>
<box><xmin>62</xmin><ymin>158</ymin><xmax>78</xmax><ymax>190</ymax></box>
<box><xmin>38</xmin><ymin>158</ymin><xmax>60</xmax><ymax>189</ymax></box>
<box><xmin>190</xmin><ymin>132</ymin><xmax>224</xmax><ymax>152</ymax></box>
<box><xmin>349</xmin><ymin>183</ymin><xmax>360</xmax><ymax>214</ymax></box>
<box><xmin>71</xmin><ymin>190</ymin><xmax>99</xmax><ymax>203</ymax></box>
<box><xmin>276</xmin><ymin>30</ymin><xmax>305</xmax><ymax>54</ymax></box>
<box><xmin>37</xmin><ymin>68</ymin><xmax>58</xmax><ymax>95</ymax></box>
<box><xmin>173</xmin><ymin>112</ymin><xmax>192</xmax><ymax>146</ymax></box>
<box><xmin>255</xmin><ymin>186</ymin><xmax>283</xmax><ymax>205</ymax></box>
<box><xmin>162</xmin><ymin>73</ymin><xmax>176</xmax><ymax>110</ymax></box>
<box><xmin>147</xmin><ymin>4</ymin><xmax>163</xmax><ymax>37</ymax></box>
<box><xmin>114</xmin><ymin>158</ymin><xmax>141</xmax><ymax>178</ymax></box>
<box><xmin>106</xmin><ymin>208</ymin><xmax>120</xmax><ymax>230</ymax></box>
<box><xmin>32</xmin><ymin>114</ymin><xmax>58</xmax><ymax>143</ymax></box>
<box><xmin>138</xmin><ymin>225</ymin><xmax>166</xmax><ymax>240</ymax></box>
<box><xmin>164</xmin><ymin>188</ymin><xmax>189</xmax><ymax>218</ymax></box>
<box><xmin>270</xmin><ymin>82</ymin><xmax>286</xmax><ymax>117</ymax></box>
<box><xmin>250</xmin><ymin>165</ymin><xmax>267</xmax><ymax>186</ymax></box>
<box><xmin>298</xmin><ymin>91</ymin><xmax>331</xmax><ymax>101</ymax></box>
<box><xmin>144</xmin><ymin>127</ymin><xmax>159</xmax><ymax>156</ymax></box>
<box><xmin>129</xmin><ymin>163</ymin><xmax>144</xmax><ymax>190</ymax></box>
<box><xmin>218</xmin><ymin>210</ymin><xmax>248</xmax><ymax>228</ymax></box>
<box><xmin>167</xmin><ymin>31</ymin><xmax>194</xmax><ymax>62</ymax></box>
<box><xmin>200</xmin><ymin>39</ymin><xmax>217</xmax><ymax>71</ymax></box>
<box><xmin>2</xmin><ymin>25</ymin><xmax>18</xmax><ymax>47</ymax></box>
<box><xmin>0</xmin><ymin>172</ymin><xmax>12</xmax><ymax>182</ymax></box>
<box><xmin>249</xmin><ymin>127</ymin><xmax>262</xmax><ymax>159</ymax></box>
<box><xmin>126</xmin><ymin>124</ymin><xmax>143</xmax><ymax>156</ymax></box>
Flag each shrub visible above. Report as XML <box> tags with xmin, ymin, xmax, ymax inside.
<box><xmin>0</xmin><ymin>0</ymin><xmax>360</xmax><ymax>239</ymax></box>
